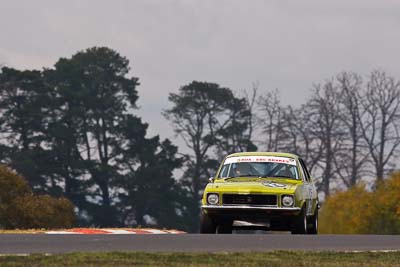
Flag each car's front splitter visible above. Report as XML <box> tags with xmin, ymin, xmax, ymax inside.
<box><xmin>202</xmin><ymin>205</ymin><xmax>300</xmax><ymax>211</ymax></box>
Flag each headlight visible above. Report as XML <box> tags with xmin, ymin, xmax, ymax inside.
<box><xmin>282</xmin><ymin>195</ymin><xmax>294</xmax><ymax>207</ymax></box>
<box><xmin>207</xmin><ymin>193</ymin><xmax>219</xmax><ymax>205</ymax></box>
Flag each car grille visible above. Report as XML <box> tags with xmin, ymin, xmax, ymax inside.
<box><xmin>222</xmin><ymin>194</ymin><xmax>277</xmax><ymax>206</ymax></box>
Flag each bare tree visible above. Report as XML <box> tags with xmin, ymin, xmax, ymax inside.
<box><xmin>334</xmin><ymin>72</ymin><xmax>369</xmax><ymax>187</ymax></box>
<box><xmin>243</xmin><ymin>82</ymin><xmax>259</xmax><ymax>147</ymax></box>
<box><xmin>306</xmin><ymin>80</ymin><xmax>346</xmax><ymax>197</ymax></box>
<box><xmin>257</xmin><ymin>89</ymin><xmax>285</xmax><ymax>151</ymax></box>
<box><xmin>280</xmin><ymin>105</ymin><xmax>323</xmax><ymax>174</ymax></box>
<box><xmin>253</xmin><ymin>70</ymin><xmax>400</xmax><ymax>195</ymax></box>
<box><xmin>358</xmin><ymin>70</ymin><xmax>400</xmax><ymax>182</ymax></box>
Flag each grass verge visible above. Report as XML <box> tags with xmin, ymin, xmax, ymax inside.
<box><xmin>0</xmin><ymin>229</ymin><xmax>45</xmax><ymax>234</ymax></box>
<box><xmin>0</xmin><ymin>251</ymin><xmax>400</xmax><ymax>267</ymax></box>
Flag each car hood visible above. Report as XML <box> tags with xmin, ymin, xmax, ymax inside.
<box><xmin>208</xmin><ymin>178</ymin><xmax>301</xmax><ymax>194</ymax></box>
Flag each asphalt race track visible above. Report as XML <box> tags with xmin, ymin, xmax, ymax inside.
<box><xmin>1</xmin><ymin>235</ymin><xmax>400</xmax><ymax>254</ymax></box>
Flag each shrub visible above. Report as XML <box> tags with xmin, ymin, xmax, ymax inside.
<box><xmin>8</xmin><ymin>195</ymin><xmax>75</xmax><ymax>229</ymax></box>
<box><xmin>319</xmin><ymin>184</ymin><xmax>373</xmax><ymax>234</ymax></box>
<box><xmin>319</xmin><ymin>172</ymin><xmax>400</xmax><ymax>234</ymax></box>
<box><xmin>0</xmin><ymin>165</ymin><xmax>31</xmax><ymax>203</ymax></box>
<box><xmin>367</xmin><ymin>172</ymin><xmax>400</xmax><ymax>234</ymax></box>
<box><xmin>0</xmin><ymin>165</ymin><xmax>75</xmax><ymax>229</ymax></box>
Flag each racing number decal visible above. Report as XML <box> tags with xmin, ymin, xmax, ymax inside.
<box><xmin>262</xmin><ymin>181</ymin><xmax>286</xmax><ymax>188</ymax></box>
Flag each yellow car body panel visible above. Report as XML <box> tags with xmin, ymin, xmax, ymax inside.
<box><xmin>200</xmin><ymin>152</ymin><xmax>319</xmax><ymax>233</ymax></box>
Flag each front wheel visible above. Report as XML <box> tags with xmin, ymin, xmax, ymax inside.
<box><xmin>291</xmin><ymin>206</ymin><xmax>307</xmax><ymax>234</ymax></box>
<box><xmin>307</xmin><ymin>207</ymin><xmax>318</xmax><ymax>234</ymax></box>
<box><xmin>200</xmin><ymin>210</ymin><xmax>217</xmax><ymax>233</ymax></box>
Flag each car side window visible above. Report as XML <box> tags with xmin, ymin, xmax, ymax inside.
<box><xmin>297</xmin><ymin>162</ymin><xmax>306</xmax><ymax>181</ymax></box>
<box><xmin>219</xmin><ymin>164</ymin><xmax>230</xmax><ymax>178</ymax></box>
<box><xmin>299</xmin><ymin>158</ymin><xmax>311</xmax><ymax>182</ymax></box>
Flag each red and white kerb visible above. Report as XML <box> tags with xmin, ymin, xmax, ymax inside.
<box><xmin>45</xmin><ymin>228</ymin><xmax>185</xmax><ymax>234</ymax></box>
<box><xmin>223</xmin><ymin>156</ymin><xmax>297</xmax><ymax>166</ymax></box>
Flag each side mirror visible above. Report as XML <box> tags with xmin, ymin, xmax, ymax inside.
<box><xmin>208</xmin><ymin>177</ymin><xmax>215</xmax><ymax>183</ymax></box>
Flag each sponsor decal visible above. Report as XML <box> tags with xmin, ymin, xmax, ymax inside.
<box><xmin>224</xmin><ymin>156</ymin><xmax>297</xmax><ymax>166</ymax></box>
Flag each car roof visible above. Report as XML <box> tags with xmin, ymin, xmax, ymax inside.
<box><xmin>226</xmin><ymin>151</ymin><xmax>299</xmax><ymax>159</ymax></box>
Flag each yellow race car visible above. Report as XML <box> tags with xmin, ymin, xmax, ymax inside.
<box><xmin>200</xmin><ymin>152</ymin><xmax>319</xmax><ymax>234</ymax></box>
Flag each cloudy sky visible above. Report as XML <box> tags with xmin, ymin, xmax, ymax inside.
<box><xmin>1</xmin><ymin>0</ymin><xmax>400</xmax><ymax>144</ymax></box>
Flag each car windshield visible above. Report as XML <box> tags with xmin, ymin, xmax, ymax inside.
<box><xmin>218</xmin><ymin>156</ymin><xmax>299</xmax><ymax>180</ymax></box>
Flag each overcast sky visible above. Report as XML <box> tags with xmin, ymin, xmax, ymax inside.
<box><xmin>1</xmin><ymin>0</ymin><xmax>400</xmax><ymax>145</ymax></box>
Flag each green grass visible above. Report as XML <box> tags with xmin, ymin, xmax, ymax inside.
<box><xmin>1</xmin><ymin>251</ymin><xmax>400</xmax><ymax>267</ymax></box>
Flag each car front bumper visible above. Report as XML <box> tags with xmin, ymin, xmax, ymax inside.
<box><xmin>202</xmin><ymin>205</ymin><xmax>301</xmax><ymax>230</ymax></box>
<box><xmin>202</xmin><ymin>205</ymin><xmax>301</xmax><ymax>220</ymax></box>
<box><xmin>202</xmin><ymin>205</ymin><xmax>300</xmax><ymax>211</ymax></box>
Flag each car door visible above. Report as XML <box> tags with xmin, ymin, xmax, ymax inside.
<box><xmin>299</xmin><ymin>158</ymin><xmax>317</xmax><ymax>216</ymax></box>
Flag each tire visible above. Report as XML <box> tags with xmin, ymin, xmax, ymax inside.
<box><xmin>307</xmin><ymin>207</ymin><xmax>318</xmax><ymax>235</ymax></box>
<box><xmin>216</xmin><ymin>220</ymin><xmax>233</xmax><ymax>234</ymax></box>
<box><xmin>200</xmin><ymin>210</ymin><xmax>217</xmax><ymax>233</ymax></box>
<box><xmin>291</xmin><ymin>206</ymin><xmax>307</xmax><ymax>234</ymax></box>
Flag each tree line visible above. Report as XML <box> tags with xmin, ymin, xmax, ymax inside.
<box><xmin>0</xmin><ymin>47</ymin><xmax>189</xmax><ymax>229</ymax></box>
<box><xmin>0</xmin><ymin>47</ymin><xmax>399</xmax><ymax>231</ymax></box>
<box><xmin>254</xmin><ymin>71</ymin><xmax>400</xmax><ymax>196</ymax></box>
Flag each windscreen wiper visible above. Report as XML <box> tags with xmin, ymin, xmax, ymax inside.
<box><xmin>224</xmin><ymin>174</ymin><xmax>261</xmax><ymax>181</ymax></box>
<box><xmin>268</xmin><ymin>175</ymin><xmax>294</xmax><ymax>179</ymax></box>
